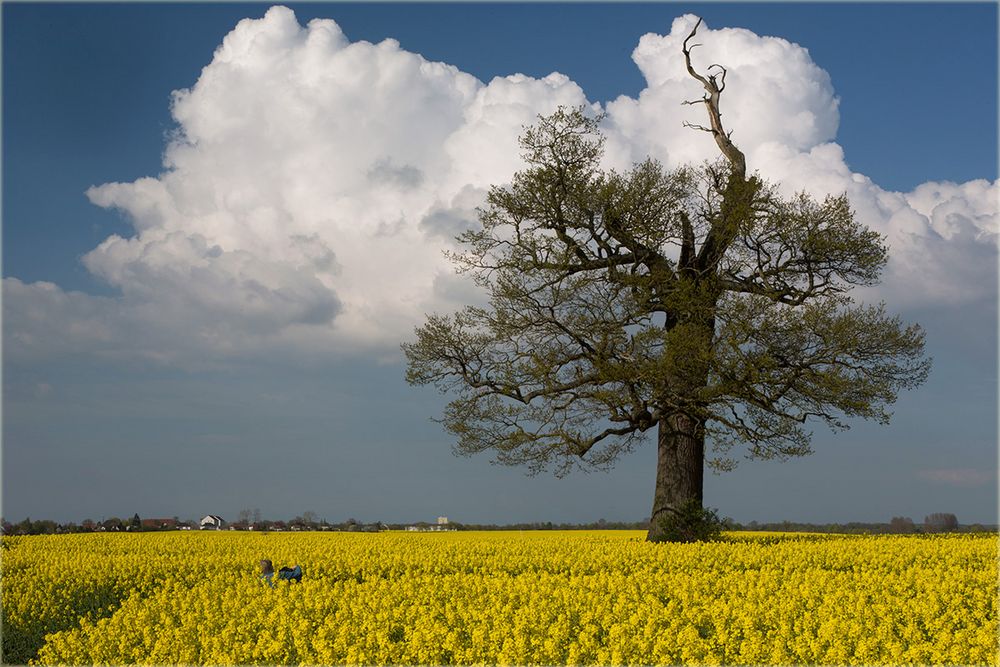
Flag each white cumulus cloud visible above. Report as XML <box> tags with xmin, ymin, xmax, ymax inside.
<box><xmin>602</xmin><ymin>15</ymin><xmax>997</xmax><ymax>309</ymax></box>
<box><xmin>603</xmin><ymin>15</ymin><xmax>839</xmax><ymax>170</ymax></box>
<box><xmin>3</xmin><ymin>8</ymin><xmax>995</xmax><ymax>367</ymax></box>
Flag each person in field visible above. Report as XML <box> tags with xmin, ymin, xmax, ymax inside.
<box><xmin>259</xmin><ymin>559</ymin><xmax>302</xmax><ymax>587</ymax></box>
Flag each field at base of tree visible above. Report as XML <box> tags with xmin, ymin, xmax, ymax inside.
<box><xmin>2</xmin><ymin>531</ymin><xmax>995</xmax><ymax>665</ymax></box>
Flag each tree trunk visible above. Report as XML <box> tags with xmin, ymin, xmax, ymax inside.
<box><xmin>647</xmin><ymin>412</ymin><xmax>705</xmax><ymax>541</ymax></box>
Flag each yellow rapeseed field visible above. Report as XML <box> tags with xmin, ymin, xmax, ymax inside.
<box><xmin>1</xmin><ymin>531</ymin><xmax>996</xmax><ymax>665</ymax></box>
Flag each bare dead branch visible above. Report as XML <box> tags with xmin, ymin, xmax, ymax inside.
<box><xmin>682</xmin><ymin>121</ymin><xmax>713</xmax><ymax>133</ymax></box>
<box><xmin>681</xmin><ymin>19</ymin><xmax>710</xmax><ymax>87</ymax></box>
<box><xmin>708</xmin><ymin>64</ymin><xmax>727</xmax><ymax>92</ymax></box>
<box><xmin>681</xmin><ymin>18</ymin><xmax>746</xmax><ymax>180</ymax></box>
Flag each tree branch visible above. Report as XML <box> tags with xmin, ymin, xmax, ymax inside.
<box><xmin>682</xmin><ymin>121</ymin><xmax>714</xmax><ymax>133</ymax></box>
<box><xmin>682</xmin><ymin>18</ymin><xmax>746</xmax><ymax>179</ymax></box>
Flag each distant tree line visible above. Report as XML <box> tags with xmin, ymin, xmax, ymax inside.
<box><xmin>430</xmin><ymin>514</ymin><xmax>994</xmax><ymax>534</ymax></box>
<box><xmin>2</xmin><ymin>512</ymin><xmax>994</xmax><ymax>536</ymax></box>
<box><xmin>445</xmin><ymin>519</ymin><xmax>656</xmax><ymax>532</ymax></box>
<box><xmin>0</xmin><ymin>512</ymin><xmax>389</xmax><ymax>536</ymax></box>
<box><xmin>739</xmin><ymin>513</ymin><xmax>992</xmax><ymax>534</ymax></box>
<box><xmin>0</xmin><ymin>514</ymin><xmax>194</xmax><ymax>536</ymax></box>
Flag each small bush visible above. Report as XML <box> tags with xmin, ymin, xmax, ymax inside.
<box><xmin>651</xmin><ymin>500</ymin><xmax>725</xmax><ymax>543</ymax></box>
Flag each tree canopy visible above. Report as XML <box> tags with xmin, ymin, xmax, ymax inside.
<box><xmin>403</xmin><ymin>20</ymin><xmax>929</xmax><ymax>541</ymax></box>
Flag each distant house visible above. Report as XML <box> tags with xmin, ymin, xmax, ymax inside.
<box><xmin>406</xmin><ymin>518</ymin><xmax>455</xmax><ymax>532</ymax></box>
<box><xmin>200</xmin><ymin>515</ymin><xmax>225</xmax><ymax>530</ymax></box>
<box><xmin>141</xmin><ymin>518</ymin><xmax>178</xmax><ymax>530</ymax></box>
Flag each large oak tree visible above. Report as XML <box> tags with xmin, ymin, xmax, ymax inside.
<box><xmin>403</xmin><ymin>20</ymin><xmax>930</xmax><ymax>541</ymax></box>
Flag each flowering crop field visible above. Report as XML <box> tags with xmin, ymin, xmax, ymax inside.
<box><xmin>1</xmin><ymin>531</ymin><xmax>996</xmax><ymax>665</ymax></box>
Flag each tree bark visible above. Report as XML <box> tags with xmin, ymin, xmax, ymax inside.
<box><xmin>647</xmin><ymin>412</ymin><xmax>705</xmax><ymax>540</ymax></box>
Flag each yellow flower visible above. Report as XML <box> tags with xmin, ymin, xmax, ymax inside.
<box><xmin>1</xmin><ymin>530</ymin><xmax>994</xmax><ymax>666</ymax></box>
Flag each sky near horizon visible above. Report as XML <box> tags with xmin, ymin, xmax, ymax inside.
<box><xmin>2</xmin><ymin>2</ymin><xmax>997</xmax><ymax>526</ymax></box>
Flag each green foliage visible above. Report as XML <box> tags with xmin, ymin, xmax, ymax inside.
<box><xmin>403</xmin><ymin>106</ymin><xmax>929</xmax><ymax>476</ymax></box>
<box><xmin>650</xmin><ymin>500</ymin><xmax>726</xmax><ymax>543</ymax></box>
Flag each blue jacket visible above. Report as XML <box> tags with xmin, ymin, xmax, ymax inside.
<box><xmin>261</xmin><ymin>565</ymin><xmax>302</xmax><ymax>587</ymax></box>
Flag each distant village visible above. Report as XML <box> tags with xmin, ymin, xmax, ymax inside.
<box><xmin>191</xmin><ymin>514</ymin><xmax>457</xmax><ymax>533</ymax></box>
<box><xmin>1</xmin><ymin>513</ymin><xmax>461</xmax><ymax>535</ymax></box>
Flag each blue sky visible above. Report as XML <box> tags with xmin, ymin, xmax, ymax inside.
<box><xmin>3</xmin><ymin>3</ymin><xmax>997</xmax><ymax>526</ymax></box>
